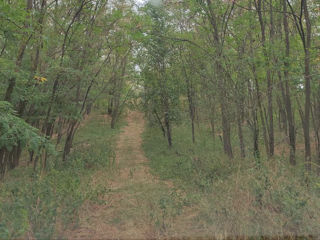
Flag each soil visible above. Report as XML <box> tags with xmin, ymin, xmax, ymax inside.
<box><xmin>64</xmin><ymin>112</ymin><xmax>177</xmax><ymax>239</ymax></box>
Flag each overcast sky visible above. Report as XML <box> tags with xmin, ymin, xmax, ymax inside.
<box><xmin>134</xmin><ymin>0</ymin><xmax>163</xmax><ymax>7</ymax></box>
<box><xmin>134</xmin><ymin>0</ymin><xmax>147</xmax><ymax>6</ymax></box>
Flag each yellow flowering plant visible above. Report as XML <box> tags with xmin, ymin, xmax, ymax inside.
<box><xmin>34</xmin><ymin>75</ymin><xmax>47</xmax><ymax>83</ymax></box>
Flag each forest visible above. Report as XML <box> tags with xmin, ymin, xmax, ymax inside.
<box><xmin>0</xmin><ymin>0</ymin><xmax>319</xmax><ymax>239</ymax></box>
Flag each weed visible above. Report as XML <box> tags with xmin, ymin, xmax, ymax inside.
<box><xmin>143</xmin><ymin>123</ymin><xmax>320</xmax><ymax>238</ymax></box>
<box><xmin>0</xmin><ymin>113</ymin><xmax>122</xmax><ymax>239</ymax></box>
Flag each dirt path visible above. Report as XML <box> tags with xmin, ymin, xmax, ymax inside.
<box><xmin>65</xmin><ymin>112</ymin><xmax>173</xmax><ymax>239</ymax></box>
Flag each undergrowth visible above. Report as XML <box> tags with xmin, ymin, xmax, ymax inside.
<box><xmin>0</xmin><ymin>113</ymin><xmax>122</xmax><ymax>239</ymax></box>
<box><xmin>143</xmin><ymin>123</ymin><xmax>320</xmax><ymax>238</ymax></box>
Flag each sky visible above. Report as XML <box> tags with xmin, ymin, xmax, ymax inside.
<box><xmin>134</xmin><ymin>0</ymin><xmax>147</xmax><ymax>5</ymax></box>
<box><xmin>134</xmin><ymin>0</ymin><xmax>163</xmax><ymax>7</ymax></box>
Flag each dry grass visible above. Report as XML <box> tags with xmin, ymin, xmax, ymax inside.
<box><xmin>65</xmin><ymin>112</ymin><xmax>175</xmax><ymax>239</ymax></box>
<box><xmin>64</xmin><ymin>112</ymin><xmax>320</xmax><ymax>240</ymax></box>
<box><xmin>158</xmin><ymin>159</ymin><xmax>320</xmax><ymax>239</ymax></box>
<box><xmin>142</xmin><ymin>122</ymin><xmax>320</xmax><ymax>240</ymax></box>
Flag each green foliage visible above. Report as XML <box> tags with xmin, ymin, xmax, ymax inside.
<box><xmin>0</xmin><ymin>168</ymin><xmax>85</xmax><ymax>239</ymax></box>
<box><xmin>143</xmin><ymin>123</ymin><xmax>320</xmax><ymax>236</ymax></box>
<box><xmin>0</xmin><ymin>113</ymin><xmax>121</xmax><ymax>239</ymax></box>
<box><xmin>0</xmin><ymin>194</ymin><xmax>29</xmax><ymax>239</ymax></box>
<box><xmin>139</xmin><ymin>4</ymin><xmax>183</xmax><ymax>131</ymax></box>
<box><xmin>143</xmin><ymin>123</ymin><xmax>233</xmax><ymax>190</ymax></box>
<box><xmin>153</xmin><ymin>189</ymin><xmax>187</xmax><ymax>232</ymax></box>
<box><xmin>0</xmin><ymin>101</ymin><xmax>53</xmax><ymax>154</ymax></box>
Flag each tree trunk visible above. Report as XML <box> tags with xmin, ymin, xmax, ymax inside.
<box><xmin>311</xmin><ymin>98</ymin><xmax>320</xmax><ymax>175</ymax></box>
<box><xmin>183</xmin><ymin>65</ymin><xmax>196</xmax><ymax>143</ymax></box>
<box><xmin>247</xmin><ymin>77</ymin><xmax>260</xmax><ymax>159</ymax></box>
<box><xmin>43</xmin><ymin>1</ymin><xmax>86</xmax><ymax>138</ymax></box>
<box><xmin>63</xmin><ymin>121</ymin><xmax>79</xmax><ymax>161</ymax></box>
<box><xmin>56</xmin><ymin>117</ymin><xmax>64</xmax><ymax>145</ymax></box>
<box><xmin>282</xmin><ymin>0</ymin><xmax>296</xmax><ymax>165</ymax></box>
<box><xmin>237</xmin><ymin>107</ymin><xmax>245</xmax><ymax>158</ymax></box>
<box><xmin>253</xmin><ymin>64</ymin><xmax>269</xmax><ymax>156</ymax></box>
<box><xmin>210</xmin><ymin>105</ymin><xmax>216</xmax><ymax>142</ymax></box>
<box><xmin>277</xmin><ymin>94</ymin><xmax>287</xmax><ymax>133</ymax></box>
<box><xmin>111</xmin><ymin>102</ymin><xmax>119</xmax><ymax>129</ymax></box>
<box><xmin>302</xmin><ymin>0</ymin><xmax>312</xmax><ymax>171</ymax></box>
<box><xmin>253</xmin><ymin>111</ymin><xmax>260</xmax><ymax>159</ymax></box>
<box><xmin>0</xmin><ymin>149</ymin><xmax>6</xmax><ymax>179</ymax></box>
<box><xmin>164</xmin><ymin>108</ymin><xmax>172</xmax><ymax>148</ymax></box>
<box><xmin>256</xmin><ymin>0</ymin><xmax>274</xmax><ymax>157</ymax></box>
<box><xmin>220</xmin><ymin>100</ymin><xmax>233</xmax><ymax>158</ymax></box>
<box><xmin>108</xmin><ymin>96</ymin><xmax>113</xmax><ymax>115</ymax></box>
<box><xmin>153</xmin><ymin>109</ymin><xmax>166</xmax><ymax>137</ymax></box>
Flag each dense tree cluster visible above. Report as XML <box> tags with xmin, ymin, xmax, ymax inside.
<box><xmin>0</xmin><ymin>0</ymin><xmax>319</xmax><ymax>178</ymax></box>
<box><xmin>138</xmin><ymin>0</ymin><xmax>319</xmax><ymax>174</ymax></box>
<box><xmin>0</xmin><ymin>0</ymin><xmax>319</xmax><ymax>238</ymax></box>
<box><xmin>0</xmin><ymin>0</ymin><xmax>137</xmax><ymax>177</ymax></box>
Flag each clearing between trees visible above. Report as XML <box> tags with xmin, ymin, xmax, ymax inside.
<box><xmin>66</xmin><ymin>111</ymin><xmax>179</xmax><ymax>239</ymax></box>
<box><xmin>65</xmin><ymin>111</ymin><xmax>320</xmax><ymax>239</ymax></box>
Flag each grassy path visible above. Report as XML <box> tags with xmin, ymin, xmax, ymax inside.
<box><xmin>66</xmin><ymin>112</ymin><xmax>176</xmax><ymax>239</ymax></box>
<box><xmin>64</xmin><ymin>111</ymin><xmax>320</xmax><ymax>239</ymax></box>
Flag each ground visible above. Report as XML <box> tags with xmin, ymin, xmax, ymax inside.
<box><xmin>63</xmin><ymin>111</ymin><xmax>320</xmax><ymax>239</ymax></box>
<box><xmin>65</xmin><ymin>112</ymin><xmax>180</xmax><ymax>239</ymax></box>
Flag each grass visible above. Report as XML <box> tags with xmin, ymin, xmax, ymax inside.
<box><xmin>0</xmin><ymin>112</ymin><xmax>123</xmax><ymax>239</ymax></box>
<box><xmin>1</xmin><ymin>111</ymin><xmax>318</xmax><ymax>239</ymax></box>
<box><xmin>143</xmin><ymin>121</ymin><xmax>320</xmax><ymax>238</ymax></box>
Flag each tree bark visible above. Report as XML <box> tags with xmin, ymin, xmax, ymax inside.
<box><xmin>282</xmin><ymin>0</ymin><xmax>296</xmax><ymax>165</ymax></box>
<box><xmin>153</xmin><ymin>109</ymin><xmax>166</xmax><ymax>137</ymax></box>
<box><xmin>164</xmin><ymin>107</ymin><xmax>172</xmax><ymax>148</ymax></box>
<box><xmin>182</xmin><ymin>64</ymin><xmax>196</xmax><ymax>143</ymax></box>
<box><xmin>256</xmin><ymin>0</ymin><xmax>274</xmax><ymax>157</ymax></box>
<box><xmin>63</xmin><ymin>120</ymin><xmax>79</xmax><ymax>161</ymax></box>
<box><xmin>237</xmin><ymin>106</ymin><xmax>246</xmax><ymax>158</ymax></box>
<box><xmin>210</xmin><ymin>105</ymin><xmax>216</xmax><ymax>142</ymax></box>
<box><xmin>302</xmin><ymin>0</ymin><xmax>312</xmax><ymax>171</ymax></box>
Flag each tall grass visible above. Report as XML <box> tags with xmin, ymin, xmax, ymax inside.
<box><xmin>0</xmin><ymin>113</ymin><xmax>122</xmax><ymax>239</ymax></box>
<box><xmin>143</xmin><ymin>122</ymin><xmax>320</xmax><ymax>238</ymax></box>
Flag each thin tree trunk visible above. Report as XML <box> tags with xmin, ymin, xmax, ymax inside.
<box><xmin>256</xmin><ymin>0</ymin><xmax>274</xmax><ymax>157</ymax></box>
<box><xmin>210</xmin><ymin>105</ymin><xmax>216</xmax><ymax>142</ymax></box>
<box><xmin>111</xmin><ymin>54</ymin><xmax>128</xmax><ymax>129</ymax></box>
<box><xmin>56</xmin><ymin>117</ymin><xmax>63</xmax><ymax>145</ymax></box>
<box><xmin>204</xmin><ymin>0</ymin><xmax>233</xmax><ymax>158</ymax></box>
<box><xmin>0</xmin><ymin>149</ymin><xmax>6</xmax><ymax>179</ymax></box>
<box><xmin>164</xmin><ymin>107</ymin><xmax>172</xmax><ymax>148</ymax></box>
<box><xmin>220</xmin><ymin>99</ymin><xmax>233</xmax><ymax>158</ymax></box>
<box><xmin>108</xmin><ymin>97</ymin><xmax>113</xmax><ymax>115</ymax></box>
<box><xmin>253</xmin><ymin>111</ymin><xmax>260</xmax><ymax>159</ymax></box>
<box><xmin>282</xmin><ymin>0</ymin><xmax>296</xmax><ymax>165</ymax></box>
<box><xmin>111</xmin><ymin>100</ymin><xmax>120</xmax><ymax>129</ymax></box>
<box><xmin>277</xmin><ymin>94</ymin><xmax>287</xmax><ymax>133</ymax></box>
<box><xmin>247</xmin><ymin>78</ymin><xmax>260</xmax><ymax>159</ymax></box>
<box><xmin>237</xmin><ymin>106</ymin><xmax>246</xmax><ymax>158</ymax></box>
<box><xmin>153</xmin><ymin>109</ymin><xmax>166</xmax><ymax>137</ymax></box>
<box><xmin>303</xmin><ymin>0</ymin><xmax>312</xmax><ymax>171</ymax></box>
<box><xmin>311</xmin><ymin>99</ymin><xmax>320</xmax><ymax>175</ymax></box>
<box><xmin>248</xmin><ymin>1</ymin><xmax>269</xmax><ymax>156</ymax></box>
<box><xmin>63</xmin><ymin>120</ymin><xmax>79</xmax><ymax>161</ymax></box>
<box><xmin>43</xmin><ymin>0</ymin><xmax>86</xmax><ymax>137</ymax></box>
<box><xmin>253</xmin><ymin>62</ymin><xmax>269</xmax><ymax>156</ymax></box>
<box><xmin>182</xmin><ymin>64</ymin><xmax>196</xmax><ymax>143</ymax></box>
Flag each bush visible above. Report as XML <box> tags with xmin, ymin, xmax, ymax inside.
<box><xmin>143</xmin><ymin>124</ymin><xmax>320</xmax><ymax>237</ymax></box>
<box><xmin>0</xmin><ymin>113</ymin><xmax>120</xmax><ymax>239</ymax></box>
